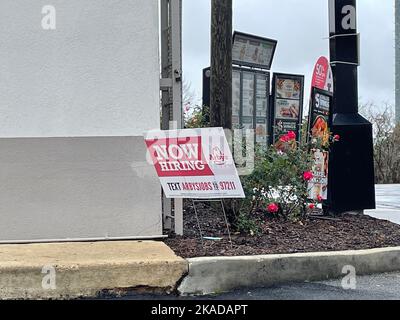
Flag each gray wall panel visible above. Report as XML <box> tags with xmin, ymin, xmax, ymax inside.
<box><xmin>0</xmin><ymin>137</ymin><xmax>162</xmax><ymax>242</ymax></box>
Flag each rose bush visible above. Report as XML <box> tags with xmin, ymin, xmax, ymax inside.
<box><xmin>182</xmin><ymin>106</ymin><xmax>341</xmax><ymax>234</ymax></box>
<box><xmin>232</xmin><ymin>129</ymin><xmax>340</xmax><ymax>233</ymax></box>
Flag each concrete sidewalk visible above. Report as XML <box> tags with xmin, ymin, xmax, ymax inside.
<box><xmin>0</xmin><ymin>241</ymin><xmax>188</xmax><ymax>300</ymax></box>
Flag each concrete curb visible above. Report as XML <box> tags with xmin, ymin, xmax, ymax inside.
<box><xmin>178</xmin><ymin>247</ymin><xmax>400</xmax><ymax>296</ymax></box>
<box><xmin>0</xmin><ymin>241</ymin><xmax>188</xmax><ymax>300</ymax></box>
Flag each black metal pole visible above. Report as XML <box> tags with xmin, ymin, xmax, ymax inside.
<box><xmin>328</xmin><ymin>0</ymin><xmax>376</xmax><ymax>213</ymax></box>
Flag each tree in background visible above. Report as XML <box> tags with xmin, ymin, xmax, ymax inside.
<box><xmin>182</xmin><ymin>80</ymin><xmax>210</xmax><ymax>129</ymax></box>
<box><xmin>360</xmin><ymin>103</ymin><xmax>400</xmax><ymax>184</ymax></box>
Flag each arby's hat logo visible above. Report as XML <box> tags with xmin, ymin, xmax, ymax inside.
<box><xmin>210</xmin><ymin>146</ymin><xmax>227</xmax><ymax>165</ymax></box>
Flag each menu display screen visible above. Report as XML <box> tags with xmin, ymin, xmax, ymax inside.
<box><xmin>242</xmin><ymin>72</ymin><xmax>254</xmax><ymax>118</ymax></box>
<box><xmin>276</xmin><ymin>78</ymin><xmax>302</xmax><ymax>99</ymax></box>
<box><xmin>256</xmin><ymin>119</ymin><xmax>268</xmax><ymax>144</ymax></box>
<box><xmin>232</xmin><ymin>67</ymin><xmax>270</xmax><ymax>145</ymax></box>
<box><xmin>232</xmin><ymin>70</ymin><xmax>241</xmax><ymax>129</ymax></box>
<box><xmin>309</xmin><ymin>88</ymin><xmax>333</xmax><ymax>147</ymax></box>
<box><xmin>308</xmin><ymin>149</ymin><xmax>330</xmax><ymax>201</ymax></box>
<box><xmin>307</xmin><ymin>88</ymin><xmax>333</xmax><ymax>202</ymax></box>
<box><xmin>256</xmin><ymin>75</ymin><xmax>268</xmax><ymax>118</ymax></box>
<box><xmin>271</xmin><ymin>73</ymin><xmax>304</xmax><ymax>143</ymax></box>
<box><xmin>275</xmin><ymin>99</ymin><xmax>300</xmax><ymax>120</ymax></box>
<box><xmin>232</xmin><ymin>32</ymin><xmax>277</xmax><ymax>69</ymax></box>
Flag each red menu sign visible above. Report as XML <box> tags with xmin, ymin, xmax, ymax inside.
<box><xmin>311</xmin><ymin>56</ymin><xmax>334</xmax><ymax>93</ymax></box>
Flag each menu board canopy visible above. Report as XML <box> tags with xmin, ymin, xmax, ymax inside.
<box><xmin>232</xmin><ymin>31</ymin><xmax>277</xmax><ymax>70</ymax></box>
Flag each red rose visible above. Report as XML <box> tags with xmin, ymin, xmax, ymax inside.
<box><xmin>280</xmin><ymin>134</ymin><xmax>290</xmax><ymax>143</ymax></box>
<box><xmin>317</xmin><ymin>195</ymin><xmax>323</xmax><ymax>202</ymax></box>
<box><xmin>287</xmin><ymin>131</ymin><xmax>296</xmax><ymax>140</ymax></box>
<box><xmin>309</xmin><ymin>203</ymin><xmax>315</xmax><ymax>210</ymax></box>
<box><xmin>334</xmin><ymin>134</ymin><xmax>340</xmax><ymax>142</ymax></box>
<box><xmin>267</xmin><ymin>203</ymin><xmax>279</xmax><ymax>214</ymax></box>
<box><xmin>303</xmin><ymin>171</ymin><xmax>314</xmax><ymax>181</ymax></box>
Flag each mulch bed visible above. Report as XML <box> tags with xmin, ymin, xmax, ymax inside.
<box><xmin>164</xmin><ymin>200</ymin><xmax>400</xmax><ymax>258</ymax></box>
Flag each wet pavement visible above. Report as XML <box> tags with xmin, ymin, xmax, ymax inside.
<box><xmin>366</xmin><ymin>185</ymin><xmax>400</xmax><ymax>224</ymax></box>
<box><xmin>109</xmin><ymin>185</ymin><xmax>400</xmax><ymax>301</ymax></box>
<box><xmin>110</xmin><ymin>272</ymin><xmax>400</xmax><ymax>300</ymax></box>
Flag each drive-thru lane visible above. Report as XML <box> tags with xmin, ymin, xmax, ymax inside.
<box><xmin>367</xmin><ymin>185</ymin><xmax>400</xmax><ymax>224</ymax></box>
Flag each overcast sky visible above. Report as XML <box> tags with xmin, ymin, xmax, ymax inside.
<box><xmin>182</xmin><ymin>0</ymin><xmax>395</xmax><ymax>109</ymax></box>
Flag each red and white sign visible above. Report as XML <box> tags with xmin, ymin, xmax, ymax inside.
<box><xmin>144</xmin><ymin>128</ymin><xmax>245</xmax><ymax>199</ymax></box>
<box><xmin>308</xmin><ymin>56</ymin><xmax>334</xmax><ymax>202</ymax></box>
<box><xmin>311</xmin><ymin>56</ymin><xmax>334</xmax><ymax>94</ymax></box>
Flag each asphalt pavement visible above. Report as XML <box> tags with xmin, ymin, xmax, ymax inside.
<box><xmin>211</xmin><ymin>184</ymin><xmax>400</xmax><ymax>300</ymax></box>
<box><xmin>204</xmin><ymin>272</ymin><xmax>400</xmax><ymax>300</ymax></box>
<box><xmin>114</xmin><ymin>272</ymin><xmax>400</xmax><ymax>300</ymax></box>
<box><xmin>210</xmin><ymin>184</ymin><xmax>400</xmax><ymax>300</ymax></box>
<box><xmin>110</xmin><ymin>185</ymin><xmax>400</xmax><ymax>301</ymax></box>
<box><xmin>366</xmin><ymin>184</ymin><xmax>400</xmax><ymax>224</ymax></box>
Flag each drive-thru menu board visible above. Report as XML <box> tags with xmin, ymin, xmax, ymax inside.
<box><xmin>309</xmin><ymin>88</ymin><xmax>332</xmax><ymax>147</ymax></box>
<box><xmin>255</xmin><ymin>74</ymin><xmax>268</xmax><ymax>144</ymax></box>
<box><xmin>308</xmin><ymin>88</ymin><xmax>333</xmax><ymax>200</ymax></box>
<box><xmin>232</xmin><ymin>70</ymin><xmax>241</xmax><ymax>128</ymax></box>
<box><xmin>242</xmin><ymin>72</ymin><xmax>255</xmax><ymax>130</ymax></box>
<box><xmin>271</xmin><ymin>73</ymin><xmax>304</xmax><ymax>143</ymax></box>
<box><xmin>232</xmin><ymin>67</ymin><xmax>270</xmax><ymax>145</ymax></box>
<box><xmin>307</xmin><ymin>56</ymin><xmax>334</xmax><ymax>203</ymax></box>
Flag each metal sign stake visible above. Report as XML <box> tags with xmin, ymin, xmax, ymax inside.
<box><xmin>192</xmin><ymin>199</ymin><xmax>233</xmax><ymax>250</ymax></box>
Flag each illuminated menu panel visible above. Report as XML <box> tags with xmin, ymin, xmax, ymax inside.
<box><xmin>232</xmin><ymin>67</ymin><xmax>270</xmax><ymax>145</ymax></box>
<box><xmin>232</xmin><ymin>70</ymin><xmax>241</xmax><ymax>129</ymax></box>
<box><xmin>232</xmin><ymin>32</ymin><xmax>277</xmax><ymax>70</ymax></box>
<box><xmin>271</xmin><ymin>73</ymin><xmax>305</xmax><ymax>143</ymax></box>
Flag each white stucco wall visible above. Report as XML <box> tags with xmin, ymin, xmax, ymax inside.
<box><xmin>0</xmin><ymin>1</ymin><xmax>163</xmax><ymax>242</ymax></box>
<box><xmin>0</xmin><ymin>0</ymin><xmax>160</xmax><ymax>137</ymax></box>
